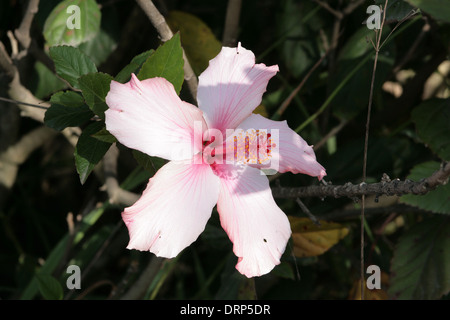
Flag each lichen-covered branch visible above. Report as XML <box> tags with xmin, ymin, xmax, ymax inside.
<box><xmin>272</xmin><ymin>162</ymin><xmax>450</xmax><ymax>199</ymax></box>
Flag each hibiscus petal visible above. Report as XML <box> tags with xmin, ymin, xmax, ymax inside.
<box><xmin>214</xmin><ymin>164</ymin><xmax>291</xmax><ymax>277</ymax></box>
<box><xmin>229</xmin><ymin>114</ymin><xmax>326</xmax><ymax>179</ymax></box>
<box><xmin>105</xmin><ymin>74</ymin><xmax>206</xmax><ymax>161</ymax></box>
<box><xmin>197</xmin><ymin>43</ymin><xmax>279</xmax><ymax>133</ymax></box>
<box><xmin>122</xmin><ymin>158</ymin><xmax>220</xmax><ymax>258</ymax></box>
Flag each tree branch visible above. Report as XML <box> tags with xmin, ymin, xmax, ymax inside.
<box><xmin>272</xmin><ymin>162</ymin><xmax>450</xmax><ymax>199</ymax></box>
<box><xmin>222</xmin><ymin>0</ymin><xmax>242</xmax><ymax>47</ymax></box>
<box><xmin>103</xmin><ymin>144</ymin><xmax>140</xmax><ymax>206</ymax></box>
<box><xmin>0</xmin><ymin>126</ymin><xmax>57</xmax><ymax>189</ymax></box>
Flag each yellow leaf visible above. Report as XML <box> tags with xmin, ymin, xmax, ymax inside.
<box><xmin>289</xmin><ymin>216</ymin><xmax>349</xmax><ymax>258</ymax></box>
<box><xmin>348</xmin><ymin>273</ymin><xmax>389</xmax><ymax>300</ymax></box>
<box><xmin>166</xmin><ymin>11</ymin><xmax>222</xmax><ymax>76</ymax></box>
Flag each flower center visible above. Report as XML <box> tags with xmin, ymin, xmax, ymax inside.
<box><xmin>201</xmin><ymin>129</ymin><xmax>276</xmax><ymax>167</ymax></box>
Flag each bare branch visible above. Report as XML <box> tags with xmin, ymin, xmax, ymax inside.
<box><xmin>0</xmin><ymin>126</ymin><xmax>57</xmax><ymax>189</ymax></box>
<box><xmin>222</xmin><ymin>0</ymin><xmax>242</xmax><ymax>47</ymax></box>
<box><xmin>14</xmin><ymin>0</ymin><xmax>40</xmax><ymax>51</ymax></box>
<box><xmin>0</xmin><ymin>42</ymin><xmax>16</xmax><ymax>79</ymax></box>
<box><xmin>314</xmin><ymin>0</ymin><xmax>342</xmax><ymax>19</ymax></box>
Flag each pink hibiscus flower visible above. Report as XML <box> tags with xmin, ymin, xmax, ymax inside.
<box><xmin>105</xmin><ymin>43</ymin><xmax>326</xmax><ymax>277</ymax></box>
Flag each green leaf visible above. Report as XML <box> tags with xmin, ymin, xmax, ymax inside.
<box><xmin>78</xmin><ymin>72</ymin><xmax>113</xmax><ymax>119</ymax></box>
<box><xmin>375</xmin><ymin>0</ymin><xmax>417</xmax><ymax>22</ymax></box>
<box><xmin>407</xmin><ymin>0</ymin><xmax>450</xmax><ymax>23</ymax></box>
<box><xmin>49</xmin><ymin>45</ymin><xmax>97</xmax><ymax>89</ymax></box>
<box><xmin>43</xmin><ymin>0</ymin><xmax>101</xmax><ymax>47</ymax></box>
<box><xmin>44</xmin><ymin>91</ymin><xmax>94</xmax><ymax>130</ymax></box>
<box><xmin>132</xmin><ymin>150</ymin><xmax>167</xmax><ymax>175</ymax></box>
<box><xmin>91</xmin><ymin>126</ymin><xmax>117</xmax><ymax>143</ymax></box>
<box><xmin>400</xmin><ymin>161</ymin><xmax>450</xmax><ymax>214</ymax></box>
<box><xmin>50</xmin><ymin>89</ymin><xmax>85</xmax><ymax>107</ymax></box>
<box><xmin>74</xmin><ymin>121</ymin><xmax>112</xmax><ymax>184</ymax></box>
<box><xmin>275</xmin><ymin>0</ymin><xmax>324</xmax><ymax>78</ymax></box>
<box><xmin>67</xmin><ymin>225</ymin><xmax>114</xmax><ymax>270</ymax></box>
<box><xmin>137</xmin><ymin>33</ymin><xmax>184</xmax><ymax>94</ymax></box>
<box><xmin>388</xmin><ymin>216</ymin><xmax>450</xmax><ymax>299</ymax></box>
<box><xmin>166</xmin><ymin>11</ymin><xmax>221</xmax><ymax>75</ymax></box>
<box><xmin>115</xmin><ymin>50</ymin><xmax>154</xmax><ymax>83</ymax></box>
<box><xmin>36</xmin><ymin>274</ymin><xmax>64</xmax><ymax>300</ymax></box>
<box><xmin>411</xmin><ymin>98</ymin><xmax>450</xmax><ymax>161</ymax></box>
<box><xmin>78</xmin><ymin>28</ymin><xmax>118</xmax><ymax>66</ymax></box>
<box><xmin>31</xmin><ymin>61</ymin><xmax>67</xmax><ymax>99</ymax></box>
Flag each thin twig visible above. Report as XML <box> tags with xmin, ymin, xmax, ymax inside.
<box><xmin>313</xmin><ymin>119</ymin><xmax>348</xmax><ymax>151</ymax></box>
<box><xmin>392</xmin><ymin>18</ymin><xmax>429</xmax><ymax>74</ymax></box>
<box><xmin>273</xmin><ymin>50</ymin><xmax>329</xmax><ymax>119</ymax></box>
<box><xmin>0</xmin><ymin>96</ymin><xmax>48</xmax><ymax>109</ymax></box>
<box><xmin>313</xmin><ymin>0</ymin><xmax>342</xmax><ymax>19</ymax></box>
<box><xmin>296</xmin><ymin>198</ymin><xmax>321</xmax><ymax>226</ymax></box>
<box><xmin>360</xmin><ymin>0</ymin><xmax>388</xmax><ymax>300</ymax></box>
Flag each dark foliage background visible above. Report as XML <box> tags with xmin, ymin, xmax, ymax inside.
<box><xmin>0</xmin><ymin>0</ymin><xmax>449</xmax><ymax>300</ymax></box>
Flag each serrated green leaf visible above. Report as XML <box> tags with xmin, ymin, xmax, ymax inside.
<box><xmin>43</xmin><ymin>0</ymin><xmax>101</xmax><ymax>47</ymax></box>
<box><xmin>400</xmin><ymin>161</ymin><xmax>450</xmax><ymax>214</ymax></box>
<box><xmin>388</xmin><ymin>216</ymin><xmax>450</xmax><ymax>299</ymax></box>
<box><xmin>407</xmin><ymin>0</ymin><xmax>450</xmax><ymax>23</ymax></box>
<box><xmin>411</xmin><ymin>98</ymin><xmax>450</xmax><ymax>161</ymax></box>
<box><xmin>137</xmin><ymin>33</ymin><xmax>184</xmax><ymax>94</ymax></box>
<box><xmin>50</xmin><ymin>90</ymin><xmax>85</xmax><ymax>107</ymax></box>
<box><xmin>44</xmin><ymin>91</ymin><xmax>94</xmax><ymax>130</ymax></box>
<box><xmin>78</xmin><ymin>72</ymin><xmax>113</xmax><ymax>119</ymax></box>
<box><xmin>49</xmin><ymin>45</ymin><xmax>97</xmax><ymax>89</ymax></box>
<box><xmin>74</xmin><ymin>121</ymin><xmax>112</xmax><ymax>184</ymax></box>
<box><xmin>44</xmin><ymin>104</ymin><xmax>93</xmax><ymax>131</ymax></box>
<box><xmin>115</xmin><ymin>50</ymin><xmax>154</xmax><ymax>83</ymax></box>
<box><xmin>36</xmin><ymin>274</ymin><xmax>64</xmax><ymax>300</ymax></box>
